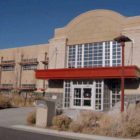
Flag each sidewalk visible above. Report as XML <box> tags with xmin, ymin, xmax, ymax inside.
<box><xmin>0</xmin><ymin>107</ymin><xmax>35</xmax><ymax>127</ymax></box>
<box><xmin>11</xmin><ymin>125</ymin><xmax>136</xmax><ymax>140</ymax></box>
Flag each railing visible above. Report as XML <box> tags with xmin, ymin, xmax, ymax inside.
<box><xmin>0</xmin><ymin>60</ymin><xmax>15</xmax><ymax>66</ymax></box>
<box><xmin>41</xmin><ymin>57</ymin><xmax>49</xmax><ymax>65</ymax></box>
<box><xmin>19</xmin><ymin>58</ymin><xmax>38</xmax><ymax>65</ymax></box>
<box><xmin>0</xmin><ymin>84</ymin><xmax>13</xmax><ymax>90</ymax></box>
<box><xmin>20</xmin><ymin>84</ymin><xmax>37</xmax><ymax>91</ymax></box>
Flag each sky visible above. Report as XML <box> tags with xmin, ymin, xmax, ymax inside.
<box><xmin>0</xmin><ymin>0</ymin><xmax>140</xmax><ymax>49</ymax></box>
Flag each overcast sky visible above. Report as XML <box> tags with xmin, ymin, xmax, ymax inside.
<box><xmin>0</xmin><ymin>0</ymin><xmax>140</xmax><ymax>49</ymax></box>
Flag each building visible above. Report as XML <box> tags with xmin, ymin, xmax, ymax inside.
<box><xmin>0</xmin><ymin>44</ymin><xmax>49</xmax><ymax>95</ymax></box>
<box><xmin>1</xmin><ymin>9</ymin><xmax>140</xmax><ymax>111</ymax></box>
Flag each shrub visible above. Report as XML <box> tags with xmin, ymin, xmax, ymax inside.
<box><xmin>97</xmin><ymin>114</ymin><xmax>124</xmax><ymax>137</ymax></box>
<box><xmin>79</xmin><ymin>111</ymin><xmax>102</xmax><ymax>128</ymax></box>
<box><xmin>11</xmin><ymin>94</ymin><xmax>25</xmax><ymax>107</ymax></box>
<box><xmin>0</xmin><ymin>95</ymin><xmax>12</xmax><ymax>109</ymax></box>
<box><xmin>52</xmin><ymin>115</ymin><xmax>72</xmax><ymax>130</ymax></box>
<box><xmin>122</xmin><ymin>107</ymin><xmax>140</xmax><ymax>137</ymax></box>
<box><xmin>69</xmin><ymin>111</ymin><xmax>102</xmax><ymax>134</ymax></box>
<box><xmin>11</xmin><ymin>94</ymin><xmax>36</xmax><ymax>107</ymax></box>
<box><xmin>27</xmin><ymin>111</ymin><xmax>36</xmax><ymax>125</ymax></box>
<box><xmin>97</xmin><ymin>114</ymin><xmax>113</xmax><ymax>136</ymax></box>
<box><xmin>69</xmin><ymin>121</ymin><xmax>83</xmax><ymax>132</ymax></box>
<box><xmin>51</xmin><ymin>105</ymin><xmax>140</xmax><ymax>138</ymax></box>
<box><xmin>136</xmin><ymin>102</ymin><xmax>140</xmax><ymax>108</ymax></box>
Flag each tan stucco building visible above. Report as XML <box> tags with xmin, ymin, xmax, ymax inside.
<box><xmin>1</xmin><ymin>9</ymin><xmax>140</xmax><ymax>111</ymax></box>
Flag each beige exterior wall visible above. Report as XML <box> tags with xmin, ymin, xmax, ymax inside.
<box><xmin>48</xmin><ymin>37</ymin><xmax>67</xmax><ymax>69</ymax></box>
<box><xmin>0</xmin><ymin>44</ymin><xmax>49</xmax><ymax>92</ymax></box>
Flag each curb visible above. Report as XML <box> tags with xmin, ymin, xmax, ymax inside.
<box><xmin>11</xmin><ymin>125</ymin><xmax>136</xmax><ymax>140</ymax></box>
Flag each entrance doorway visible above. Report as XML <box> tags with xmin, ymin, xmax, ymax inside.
<box><xmin>64</xmin><ymin>80</ymin><xmax>105</xmax><ymax>111</ymax></box>
<box><xmin>71</xmin><ymin>85</ymin><xmax>93</xmax><ymax>109</ymax></box>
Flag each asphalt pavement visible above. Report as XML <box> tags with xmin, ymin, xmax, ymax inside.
<box><xmin>0</xmin><ymin>127</ymin><xmax>76</xmax><ymax>140</ymax></box>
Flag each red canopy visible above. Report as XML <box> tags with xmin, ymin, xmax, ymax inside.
<box><xmin>36</xmin><ymin>66</ymin><xmax>140</xmax><ymax>80</ymax></box>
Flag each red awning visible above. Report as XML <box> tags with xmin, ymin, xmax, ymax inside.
<box><xmin>35</xmin><ymin>66</ymin><xmax>140</xmax><ymax>80</ymax></box>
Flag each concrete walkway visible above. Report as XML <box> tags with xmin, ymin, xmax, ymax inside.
<box><xmin>0</xmin><ymin>107</ymin><xmax>35</xmax><ymax>127</ymax></box>
<box><xmin>12</xmin><ymin>125</ymin><xmax>136</xmax><ymax>140</ymax></box>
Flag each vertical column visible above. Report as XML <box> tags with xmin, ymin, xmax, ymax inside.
<box><xmin>75</xmin><ymin>45</ymin><xmax>78</xmax><ymax>68</ymax></box>
<box><xmin>110</xmin><ymin>41</ymin><xmax>113</xmax><ymax>67</ymax></box>
<box><xmin>102</xmin><ymin>42</ymin><xmax>105</xmax><ymax>67</ymax></box>
<box><xmin>82</xmin><ymin>44</ymin><xmax>84</xmax><ymax>68</ymax></box>
<box><xmin>121</xmin><ymin>42</ymin><xmax>125</xmax><ymax>112</ymax></box>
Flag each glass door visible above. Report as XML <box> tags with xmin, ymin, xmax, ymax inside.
<box><xmin>72</xmin><ymin>86</ymin><xmax>93</xmax><ymax>109</ymax></box>
<box><xmin>73</xmin><ymin>88</ymin><xmax>82</xmax><ymax>107</ymax></box>
<box><xmin>83</xmin><ymin>88</ymin><xmax>92</xmax><ymax>107</ymax></box>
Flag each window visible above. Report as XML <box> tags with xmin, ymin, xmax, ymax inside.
<box><xmin>93</xmin><ymin>43</ymin><xmax>103</xmax><ymax>67</ymax></box>
<box><xmin>103</xmin><ymin>80</ymin><xmax>110</xmax><ymax>111</ymax></box>
<box><xmin>112</xmin><ymin>42</ymin><xmax>121</xmax><ymax>66</ymax></box>
<box><xmin>105</xmin><ymin>41</ymin><xmax>110</xmax><ymax>66</ymax></box>
<box><xmin>22</xmin><ymin>64</ymin><xmax>37</xmax><ymax>70</ymax></box>
<box><xmin>67</xmin><ymin>41</ymin><xmax>121</xmax><ymax>68</ymax></box>
<box><xmin>64</xmin><ymin>81</ymin><xmax>71</xmax><ymax>108</ymax></box>
<box><xmin>77</xmin><ymin>45</ymin><xmax>83</xmax><ymax>68</ymax></box>
<box><xmin>68</xmin><ymin>46</ymin><xmax>76</xmax><ymax>68</ymax></box>
<box><xmin>84</xmin><ymin>43</ymin><xmax>94</xmax><ymax>67</ymax></box>
<box><xmin>95</xmin><ymin>80</ymin><xmax>103</xmax><ymax>110</ymax></box>
<box><xmin>2</xmin><ymin>66</ymin><xmax>15</xmax><ymax>71</ymax></box>
<box><xmin>111</xmin><ymin>80</ymin><xmax>120</xmax><ymax>107</ymax></box>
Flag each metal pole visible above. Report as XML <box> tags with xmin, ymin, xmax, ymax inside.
<box><xmin>121</xmin><ymin>42</ymin><xmax>125</xmax><ymax>112</ymax></box>
<box><xmin>43</xmin><ymin>52</ymin><xmax>47</xmax><ymax>96</ymax></box>
<box><xmin>0</xmin><ymin>57</ymin><xmax>3</xmax><ymax>86</ymax></box>
<box><xmin>19</xmin><ymin>54</ymin><xmax>24</xmax><ymax>95</ymax></box>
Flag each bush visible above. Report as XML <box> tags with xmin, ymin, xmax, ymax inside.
<box><xmin>11</xmin><ymin>94</ymin><xmax>25</xmax><ymax>107</ymax></box>
<box><xmin>68</xmin><ymin>109</ymin><xmax>140</xmax><ymax>137</ymax></box>
<box><xmin>0</xmin><ymin>95</ymin><xmax>12</xmax><ymax>109</ymax></box>
<box><xmin>122</xmin><ymin>107</ymin><xmax>140</xmax><ymax>137</ymax></box>
<box><xmin>97</xmin><ymin>115</ymin><xmax>113</xmax><ymax>136</ymax></box>
<box><xmin>27</xmin><ymin>111</ymin><xmax>36</xmax><ymax>125</ymax></box>
<box><xmin>136</xmin><ymin>102</ymin><xmax>140</xmax><ymax>108</ymax></box>
<box><xmin>97</xmin><ymin>114</ymin><xmax>124</xmax><ymax>137</ymax></box>
<box><xmin>69</xmin><ymin>111</ymin><xmax>102</xmax><ymax>134</ymax></box>
<box><xmin>10</xmin><ymin>94</ymin><xmax>37</xmax><ymax>107</ymax></box>
<box><xmin>52</xmin><ymin>115</ymin><xmax>72</xmax><ymax>130</ymax></box>
<box><xmin>51</xmin><ymin>105</ymin><xmax>140</xmax><ymax>138</ymax></box>
<box><xmin>98</xmin><ymin>104</ymin><xmax>140</xmax><ymax>137</ymax></box>
<box><xmin>79</xmin><ymin>111</ymin><xmax>102</xmax><ymax>128</ymax></box>
<box><xmin>69</xmin><ymin>121</ymin><xmax>83</xmax><ymax>132</ymax></box>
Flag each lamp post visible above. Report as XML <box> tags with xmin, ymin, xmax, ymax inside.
<box><xmin>114</xmin><ymin>35</ymin><xmax>131</xmax><ymax>112</ymax></box>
